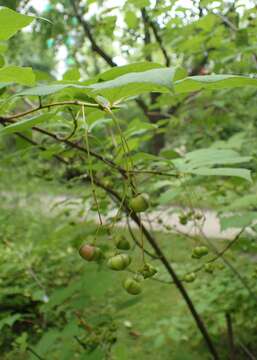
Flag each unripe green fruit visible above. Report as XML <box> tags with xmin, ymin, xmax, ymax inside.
<box><xmin>139</xmin><ymin>263</ymin><xmax>158</xmax><ymax>279</ymax></box>
<box><xmin>194</xmin><ymin>213</ymin><xmax>203</xmax><ymax>220</ymax></box>
<box><xmin>204</xmin><ymin>263</ymin><xmax>214</xmax><ymax>274</ymax></box>
<box><xmin>129</xmin><ymin>193</ymin><xmax>149</xmax><ymax>213</ymax></box>
<box><xmin>79</xmin><ymin>244</ymin><xmax>102</xmax><ymax>262</ymax></box>
<box><xmin>183</xmin><ymin>272</ymin><xmax>196</xmax><ymax>283</ymax></box>
<box><xmin>107</xmin><ymin>254</ymin><xmax>131</xmax><ymax>271</ymax></box>
<box><xmin>179</xmin><ymin>215</ymin><xmax>188</xmax><ymax>225</ymax></box>
<box><xmin>115</xmin><ymin>235</ymin><xmax>131</xmax><ymax>250</ymax></box>
<box><xmin>93</xmin><ymin>247</ymin><xmax>103</xmax><ymax>261</ymax></box>
<box><xmin>123</xmin><ymin>277</ymin><xmax>142</xmax><ymax>295</ymax></box>
<box><xmin>192</xmin><ymin>246</ymin><xmax>209</xmax><ymax>259</ymax></box>
<box><xmin>199</xmin><ymin>246</ymin><xmax>208</xmax><ymax>255</ymax></box>
<box><xmin>102</xmin><ymin>179</ymin><xmax>113</xmax><ymax>188</ymax></box>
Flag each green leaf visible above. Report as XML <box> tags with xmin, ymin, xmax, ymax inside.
<box><xmin>17</xmin><ymin>83</ymin><xmax>90</xmax><ymax>97</ymax></box>
<box><xmin>0</xmin><ymin>66</ymin><xmax>35</xmax><ymax>86</ymax></box>
<box><xmin>159</xmin><ymin>188</ymin><xmax>181</xmax><ymax>205</ymax></box>
<box><xmin>220</xmin><ymin>212</ymin><xmax>257</xmax><ymax>230</ymax></box>
<box><xmin>96</xmin><ymin>62</ymin><xmax>163</xmax><ymax>81</ymax></box>
<box><xmin>189</xmin><ymin>167</ymin><xmax>252</xmax><ymax>182</ymax></box>
<box><xmin>174</xmin><ymin>75</ymin><xmax>257</xmax><ymax>93</ymax></box>
<box><xmin>42</xmin><ymin>282</ymin><xmax>81</xmax><ymax>310</ymax></box>
<box><xmin>16</xmin><ymin>68</ymin><xmax>257</xmax><ymax>104</ymax></box>
<box><xmin>175</xmin><ymin>148</ymin><xmax>251</xmax><ymax>168</ymax></box>
<box><xmin>0</xmin><ymin>7</ymin><xmax>34</xmax><ymax>41</ymax></box>
<box><xmin>0</xmin><ymin>43</ymin><xmax>7</xmax><ymax>54</ymax></box>
<box><xmin>0</xmin><ymin>54</ymin><xmax>5</xmax><ymax>67</ymax></box>
<box><xmin>16</xmin><ymin>66</ymin><xmax>173</xmax><ymax>101</ymax></box>
<box><xmin>0</xmin><ymin>113</ymin><xmax>55</xmax><ymax>136</ymax></box>
<box><xmin>63</xmin><ymin>68</ymin><xmax>80</xmax><ymax>81</ymax></box>
<box><xmin>33</xmin><ymin>329</ymin><xmax>60</xmax><ymax>356</ymax></box>
<box><xmin>0</xmin><ymin>314</ymin><xmax>21</xmax><ymax>330</ymax></box>
<box><xmin>90</xmin><ymin>67</ymin><xmax>175</xmax><ymax>102</ymax></box>
<box><xmin>226</xmin><ymin>194</ymin><xmax>257</xmax><ymax>211</ymax></box>
<box><xmin>173</xmin><ymin>148</ymin><xmax>252</xmax><ymax>181</ymax></box>
<box><xmin>124</xmin><ymin>11</ymin><xmax>138</xmax><ymax>28</ymax></box>
<box><xmin>130</xmin><ymin>0</ymin><xmax>150</xmax><ymax>7</ymax></box>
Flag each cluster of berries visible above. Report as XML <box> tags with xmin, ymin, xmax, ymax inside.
<box><xmin>79</xmin><ymin>194</ymin><xmax>157</xmax><ymax>295</ymax></box>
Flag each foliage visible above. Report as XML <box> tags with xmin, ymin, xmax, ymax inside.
<box><xmin>0</xmin><ymin>1</ymin><xmax>257</xmax><ymax>360</ymax></box>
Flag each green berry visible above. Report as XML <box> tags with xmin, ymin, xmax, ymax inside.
<box><xmin>165</xmin><ymin>224</ymin><xmax>172</xmax><ymax>231</ymax></box>
<box><xmin>139</xmin><ymin>263</ymin><xmax>158</xmax><ymax>279</ymax></box>
<box><xmin>107</xmin><ymin>254</ymin><xmax>131</xmax><ymax>271</ymax></box>
<box><xmin>204</xmin><ymin>263</ymin><xmax>214</xmax><ymax>274</ymax></box>
<box><xmin>102</xmin><ymin>179</ymin><xmax>113</xmax><ymax>188</ymax></box>
<box><xmin>194</xmin><ymin>213</ymin><xmax>203</xmax><ymax>220</ymax></box>
<box><xmin>129</xmin><ymin>193</ymin><xmax>149</xmax><ymax>213</ymax></box>
<box><xmin>115</xmin><ymin>235</ymin><xmax>131</xmax><ymax>250</ymax></box>
<box><xmin>179</xmin><ymin>215</ymin><xmax>188</xmax><ymax>225</ymax></box>
<box><xmin>199</xmin><ymin>246</ymin><xmax>209</xmax><ymax>256</ymax></box>
<box><xmin>183</xmin><ymin>272</ymin><xmax>196</xmax><ymax>283</ymax></box>
<box><xmin>192</xmin><ymin>246</ymin><xmax>209</xmax><ymax>259</ymax></box>
<box><xmin>123</xmin><ymin>277</ymin><xmax>142</xmax><ymax>295</ymax></box>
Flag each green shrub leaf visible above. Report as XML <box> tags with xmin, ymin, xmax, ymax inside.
<box><xmin>0</xmin><ymin>7</ymin><xmax>34</xmax><ymax>41</ymax></box>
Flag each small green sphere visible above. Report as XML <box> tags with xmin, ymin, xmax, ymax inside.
<box><xmin>192</xmin><ymin>246</ymin><xmax>209</xmax><ymax>259</ymax></box>
<box><xmin>183</xmin><ymin>272</ymin><xmax>196</xmax><ymax>283</ymax></box>
<box><xmin>129</xmin><ymin>193</ymin><xmax>149</xmax><ymax>213</ymax></box>
<box><xmin>204</xmin><ymin>263</ymin><xmax>214</xmax><ymax>274</ymax></box>
<box><xmin>139</xmin><ymin>263</ymin><xmax>158</xmax><ymax>279</ymax></box>
<box><xmin>107</xmin><ymin>254</ymin><xmax>131</xmax><ymax>271</ymax></box>
<box><xmin>179</xmin><ymin>215</ymin><xmax>188</xmax><ymax>225</ymax></box>
<box><xmin>115</xmin><ymin>235</ymin><xmax>131</xmax><ymax>250</ymax></box>
<box><xmin>123</xmin><ymin>277</ymin><xmax>142</xmax><ymax>295</ymax></box>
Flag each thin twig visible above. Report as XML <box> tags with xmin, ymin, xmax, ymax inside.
<box><xmin>144</xmin><ymin>9</ymin><xmax>170</xmax><ymax>66</ymax></box>
<box><xmin>238</xmin><ymin>340</ymin><xmax>257</xmax><ymax>360</ymax></box>
<box><xmin>3</xmin><ymin>100</ymin><xmax>120</xmax><ymax>121</ymax></box>
<box><xmin>27</xmin><ymin>347</ymin><xmax>45</xmax><ymax>360</ymax></box>
<box><xmin>70</xmin><ymin>0</ymin><xmax>116</xmax><ymax>67</ymax></box>
<box><xmin>126</xmin><ymin>216</ymin><xmax>158</xmax><ymax>260</ymax></box>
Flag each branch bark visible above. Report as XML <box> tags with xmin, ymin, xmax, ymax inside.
<box><xmin>70</xmin><ymin>0</ymin><xmax>116</xmax><ymax>67</ymax></box>
<box><xmin>226</xmin><ymin>313</ymin><xmax>236</xmax><ymax>360</ymax></box>
<box><xmin>141</xmin><ymin>7</ymin><xmax>170</xmax><ymax>66</ymax></box>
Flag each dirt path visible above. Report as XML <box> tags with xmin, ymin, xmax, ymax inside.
<box><xmin>44</xmin><ymin>195</ymin><xmax>241</xmax><ymax>240</ymax></box>
<box><xmin>2</xmin><ymin>191</ymin><xmax>242</xmax><ymax>240</ymax></box>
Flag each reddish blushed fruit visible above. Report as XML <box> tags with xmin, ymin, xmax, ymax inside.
<box><xmin>79</xmin><ymin>244</ymin><xmax>102</xmax><ymax>262</ymax></box>
<box><xmin>79</xmin><ymin>244</ymin><xmax>95</xmax><ymax>261</ymax></box>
